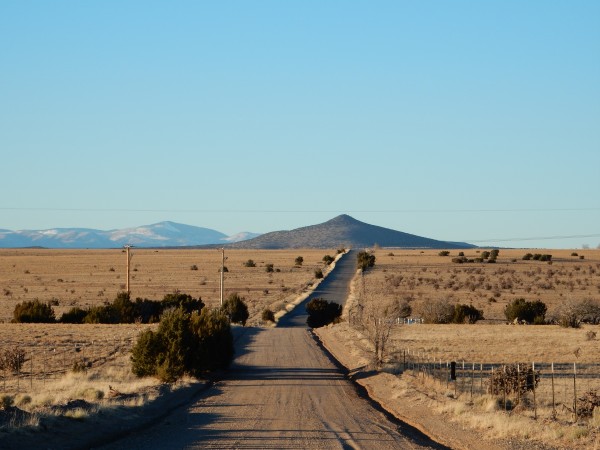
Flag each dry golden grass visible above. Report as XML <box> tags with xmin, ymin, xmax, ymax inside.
<box><xmin>0</xmin><ymin>248</ymin><xmax>336</xmax><ymax>323</ymax></box>
<box><xmin>365</xmin><ymin>248</ymin><xmax>600</xmax><ymax>321</ymax></box>
<box><xmin>392</xmin><ymin>323</ymin><xmax>600</xmax><ymax>364</ymax></box>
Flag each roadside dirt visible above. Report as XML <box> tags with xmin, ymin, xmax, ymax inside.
<box><xmin>315</xmin><ymin>322</ymin><xmax>569</xmax><ymax>450</ymax></box>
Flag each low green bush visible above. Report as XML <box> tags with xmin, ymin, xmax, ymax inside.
<box><xmin>13</xmin><ymin>299</ymin><xmax>55</xmax><ymax>323</ymax></box>
<box><xmin>305</xmin><ymin>298</ymin><xmax>342</xmax><ymax>328</ymax></box>
<box><xmin>131</xmin><ymin>307</ymin><xmax>233</xmax><ymax>382</ymax></box>
<box><xmin>221</xmin><ymin>293</ymin><xmax>249</xmax><ymax>326</ymax></box>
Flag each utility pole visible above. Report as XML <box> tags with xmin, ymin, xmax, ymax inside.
<box><xmin>124</xmin><ymin>245</ymin><xmax>133</xmax><ymax>294</ymax></box>
<box><xmin>220</xmin><ymin>247</ymin><xmax>225</xmax><ymax>307</ymax></box>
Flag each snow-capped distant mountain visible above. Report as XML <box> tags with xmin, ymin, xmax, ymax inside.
<box><xmin>0</xmin><ymin>222</ymin><xmax>260</xmax><ymax>248</ymax></box>
<box><xmin>220</xmin><ymin>231</ymin><xmax>262</xmax><ymax>243</ymax></box>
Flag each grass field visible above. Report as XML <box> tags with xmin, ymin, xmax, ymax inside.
<box><xmin>2</xmin><ymin>246</ymin><xmax>600</xmax><ymax>447</ymax></box>
<box><xmin>361</xmin><ymin>247</ymin><xmax>600</xmax><ymax>321</ymax></box>
<box><xmin>0</xmin><ymin>248</ymin><xmax>338</xmax><ymax>324</ymax></box>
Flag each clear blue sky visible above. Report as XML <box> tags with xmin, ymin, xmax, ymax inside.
<box><xmin>1</xmin><ymin>1</ymin><xmax>599</xmax><ymax>248</ymax></box>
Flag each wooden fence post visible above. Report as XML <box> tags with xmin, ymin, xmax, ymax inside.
<box><xmin>503</xmin><ymin>365</ymin><xmax>507</xmax><ymax>411</ymax></box>
<box><xmin>532</xmin><ymin>361</ymin><xmax>537</xmax><ymax>420</ymax></box>
<box><xmin>573</xmin><ymin>362</ymin><xmax>578</xmax><ymax>422</ymax></box>
<box><xmin>470</xmin><ymin>362</ymin><xmax>475</xmax><ymax>401</ymax></box>
<box><xmin>551</xmin><ymin>362</ymin><xmax>556</xmax><ymax>418</ymax></box>
<box><xmin>517</xmin><ymin>363</ymin><xmax>521</xmax><ymax>406</ymax></box>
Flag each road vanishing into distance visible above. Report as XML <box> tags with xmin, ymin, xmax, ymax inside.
<box><xmin>98</xmin><ymin>251</ymin><xmax>444</xmax><ymax>450</ymax></box>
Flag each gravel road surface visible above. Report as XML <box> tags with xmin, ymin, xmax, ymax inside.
<box><xmin>98</xmin><ymin>251</ymin><xmax>444</xmax><ymax>449</ymax></box>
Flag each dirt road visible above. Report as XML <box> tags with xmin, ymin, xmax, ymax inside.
<box><xmin>98</xmin><ymin>325</ymin><xmax>444</xmax><ymax>449</ymax></box>
<box><xmin>98</xmin><ymin>251</ymin><xmax>444</xmax><ymax>449</ymax></box>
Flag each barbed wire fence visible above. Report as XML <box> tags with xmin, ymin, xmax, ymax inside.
<box><xmin>0</xmin><ymin>337</ymin><xmax>137</xmax><ymax>394</ymax></box>
<box><xmin>397</xmin><ymin>347</ymin><xmax>600</xmax><ymax>423</ymax></box>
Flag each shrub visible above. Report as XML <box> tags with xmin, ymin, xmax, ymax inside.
<box><xmin>322</xmin><ymin>255</ymin><xmax>334</xmax><ymax>265</ymax></box>
<box><xmin>357</xmin><ymin>251</ymin><xmax>376</xmax><ymax>270</ymax></box>
<box><xmin>522</xmin><ymin>253</ymin><xmax>533</xmax><ymax>260</ymax></box>
<box><xmin>305</xmin><ymin>298</ymin><xmax>342</xmax><ymax>328</ymax></box>
<box><xmin>418</xmin><ymin>298</ymin><xmax>454</xmax><ymax>324</ymax></box>
<box><xmin>452</xmin><ymin>257</ymin><xmax>467</xmax><ymax>264</ymax></box>
<box><xmin>458</xmin><ymin>251</ymin><xmax>465</xmax><ymax>257</ymax></box>
<box><xmin>504</xmin><ymin>298</ymin><xmax>547</xmax><ymax>324</ymax></box>
<box><xmin>488</xmin><ymin>363</ymin><xmax>540</xmax><ymax>401</ymax></box>
<box><xmin>84</xmin><ymin>305</ymin><xmax>119</xmax><ymax>324</ymax></box>
<box><xmin>262</xmin><ymin>309</ymin><xmax>275</xmax><ymax>322</ymax></box>
<box><xmin>294</xmin><ymin>256</ymin><xmax>303</xmax><ymax>266</ymax></box>
<box><xmin>60</xmin><ymin>307</ymin><xmax>88</xmax><ymax>324</ymax></box>
<box><xmin>190</xmin><ymin>264</ymin><xmax>198</xmax><ymax>271</ymax></box>
<box><xmin>586</xmin><ymin>331</ymin><xmax>597</xmax><ymax>341</ymax></box>
<box><xmin>221</xmin><ymin>293</ymin><xmax>249</xmax><ymax>326</ymax></box>
<box><xmin>161</xmin><ymin>292</ymin><xmax>204</xmax><ymax>315</ymax></box>
<box><xmin>189</xmin><ymin>308</ymin><xmax>233</xmax><ymax>372</ymax></box>
<box><xmin>314</xmin><ymin>269</ymin><xmax>324</xmax><ymax>279</ymax></box>
<box><xmin>554</xmin><ymin>298</ymin><xmax>600</xmax><ymax>328</ymax></box>
<box><xmin>244</xmin><ymin>259</ymin><xmax>256</xmax><ymax>268</ymax></box>
<box><xmin>571</xmin><ymin>252</ymin><xmax>579</xmax><ymax>257</ymax></box>
<box><xmin>481</xmin><ymin>251</ymin><xmax>491</xmax><ymax>259</ymax></box>
<box><xmin>13</xmin><ymin>299</ymin><xmax>55</xmax><ymax>323</ymax></box>
<box><xmin>265</xmin><ymin>263</ymin><xmax>274</xmax><ymax>273</ymax></box>
<box><xmin>452</xmin><ymin>304</ymin><xmax>484</xmax><ymax>324</ymax></box>
<box><xmin>438</xmin><ymin>251</ymin><xmax>450</xmax><ymax>257</ymax></box>
<box><xmin>0</xmin><ymin>395</ymin><xmax>14</xmax><ymax>410</ymax></box>
<box><xmin>0</xmin><ymin>347</ymin><xmax>26</xmax><ymax>374</ymax></box>
<box><xmin>131</xmin><ymin>307</ymin><xmax>233</xmax><ymax>382</ymax></box>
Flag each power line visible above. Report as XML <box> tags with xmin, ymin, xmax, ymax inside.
<box><xmin>1</xmin><ymin>207</ymin><xmax>599</xmax><ymax>213</ymax></box>
<box><xmin>467</xmin><ymin>233</ymin><xmax>600</xmax><ymax>243</ymax></box>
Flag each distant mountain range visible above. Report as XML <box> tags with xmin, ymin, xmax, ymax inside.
<box><xmin>0</xmin><ymin>215</ymin><xmax>475</xmax><ymax>249</ymax></box>
<box><xmin>0</xmin><ymin>221</ymin><xmax>260</xmax><ymax>249</ymax></box>
<box><xmin>225</xmin><ymin>215</ymin><xmax>475</xmax><ymax>249</ymax></box>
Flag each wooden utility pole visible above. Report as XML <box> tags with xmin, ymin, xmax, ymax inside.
<box><xmin>125</xmin><ymin>245</ymin><xmax>133</xmax><ymax>293</ymax></box>
<box><xmin>220</xmin><ymin>248</ymin><xmax>226</xmax><ymax>306</ymax></box>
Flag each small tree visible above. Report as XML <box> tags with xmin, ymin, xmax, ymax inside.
<box><xmin>314</xmin><ymin>269</ymin><xmax>323</xmax><ymax>279</ymax></box>
<box><xmin>244</xmin><ymin>259</ymin><xmax>256</xmax><ymax>268</ymax></box>
<box><xmin>418</xmin><ymin>298</ymin><xmax>454</xmax><ymax>324</ymax></box>
<box><xmin>294</xmin><ymin>256</ymin><xmax>304</xmax><ymax>266</ymax></box>
<box><xmin>504</xmin><ymin>298</ymin><xmax>547</xmax><ymax>324</ymax></box>
<box><xmin>131</xmin><ymin>307</ymin><xmax>233</xmax><ymax>382</ymax></box>
<box><xmin>60</xmin><ymin>307</ymin><xmax>88</xmax><ymax>324</ymax></box>
<box><xmin>262</xmin><ymin>309</ymin><xmax>275</xmax><ymax>322</ymax></box>
<box><xmin>452</xmin><ymin>304</ymin><xmax>484</xmax><ymax>324</ymax></box>
<box><xmin>221</xmin><ymin>293</ymin><xmax>249</xmax><ymax>326</ymax></box>
<box><xmin>13</xmin><ymin>299</ymin><xmax>55</xmax><ymax>323</ymax></box>
<box><xmin>357</xmin><ymin>251</ymin><xmax>376</xmax><ymax>271</ymax></box>
<box><xmin>265</xmin><ymin>263</ymin><xmax>274</xmax><ymax>273</ymax></box>
<box><xmin>322</xmin><ymin>255</ymin><xmax>334</xmax><ymax>265</ymax></box>
<box><xmin>305</xmin><ymin>298</ymin><xmax>342</xmax><ymax>328</ymax></box>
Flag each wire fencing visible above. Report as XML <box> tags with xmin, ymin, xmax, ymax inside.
<box><xmin>0</xmin><ymin>337</ymin><xmax>137</xmax><ymax>394</ymax></box>
<box><xmin>398</xmin><ymin>348</ymin><xmax>600</xmax><ymax>423</ymax></box>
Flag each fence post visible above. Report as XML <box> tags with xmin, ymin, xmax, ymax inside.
<box><xmin>532</xmin><ymin>361</ymin><xmax>537</xmax><ymax>420</ymax></box>
<box><xmin>403</xmin><ymin>349</ymin><xmax>406</xmax><ymax>371</ymax></box>
<box><xmin>503</xmin><ymin>365</ymin><xmax>507</xmax><ymax>411</ymax></box>
<box><xmin>480</xmin><ymin>363</ymin><xmax>483</xmax><ymax>394</ymax></box>
<box><xmin>573</xmin><ymin>362</ymin><xmax>577</xmax><ymax>422</ymax></box>
<box><xmin>491</xmin><ymin>366</ymin><xmax>494</xmax><ymax>397</ymax></box>
<box><xmin>551</xmin><ymin>362</ymin><xmax>556</xmax><ymax>418</ymax></box>
<box><xmin>470</xmin><ymin>362</ymin><xmax>475</xmax><ymax>401</ymax></box>
<box><xmin>30</xmin><ymin>351</ymin><xmax>33</xmax><ymax>389</ymax></box>
<box><xmin>517</xmin><ymin>363</ymin><xmax>521</xmax><ymax>406</ymax></box>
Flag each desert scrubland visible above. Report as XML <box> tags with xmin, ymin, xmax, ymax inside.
<box><xmin>318</xmin><ymin>247</ymin><xmax>600</xmax><ymax>449</ymax></box>
<box><xmin>0</xmin><ymin>248</ymin><xmax>337</xmax><ymax>324</ymax></box>
<box><xmin>2</xmin><ymin>247</ymin><xmax>600</xmax><ymax>448</ymax></box>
